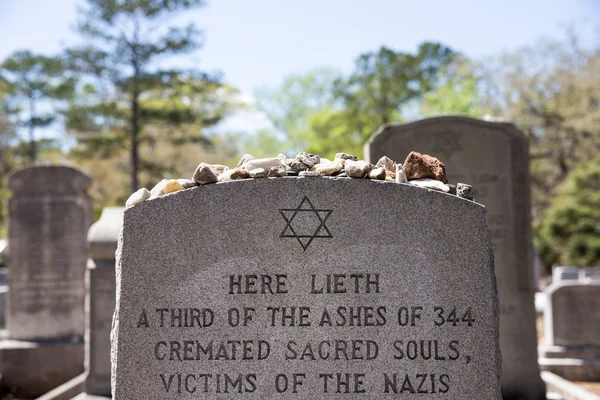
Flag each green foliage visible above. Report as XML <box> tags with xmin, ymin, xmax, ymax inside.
<box><xmin>0</xmin><ymin>50</ymin><xmax>74</xmax><ymax>161</ymax></box>
<box><xmin>535</xmin><ymin>158</ymin><xmax>600</xmax><ymax>267</ymax></box>
<box><xmin>420</xmin><ymin>58</ymin><xmax>487</xmax><ymax>117</ymax></box>
<box><xmin>65</xmin><ymin>0</ymin><xmax>223</xmax><ymax>191</ymax></box>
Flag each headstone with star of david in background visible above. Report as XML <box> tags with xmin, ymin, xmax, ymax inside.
<box><xmin>365</xmin><ymin>116</ymin><xmax>545</xmax><ymax>400</ymax></box>
<box><xmin>111</xmin><ymin>177</ymin><xmax>501</xmax><ymax>399</ymax></box>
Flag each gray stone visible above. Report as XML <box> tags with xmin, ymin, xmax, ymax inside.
<box><xmin>296</xmin><ymin>152</ymin><xmax>320</xmax><ymax>168</ymax></box>
<box><xmin>285</xmin><ymin>159</ymin><xmax>309</xmax><ymax>173</ymax></box>
<box><xmin>249</xmin><ymin>168</ymin><xmax>268</xmax><ymax>178</ymax></box>
<box><xmin>276</xmin><ymin>153</ymin><xmax>287</xmax><ymax>161</ymax></box>
<box><xmin>112</xmin><ymin>178</ymin><xmax>501</xmax><ymax>399</ymax></box>
<box><xmin>365</xmin><ymin>116</ymin><xmax>545</xmax><ymax>400</ymax></box>
<box><xmin>448</xmin><ymin>184</ymin><xmax>457</xmax><ymax>196</ymax></box>
<box><xmin>237</xmin><ymin>153</ymin><xmax>256</xmax><ymax>167</ymax></box>
<box><xmin>368</xmin><ymin>167</ymin><xmax>386</xmax><ymax>180</ymax></box>
<box><xmin>125</xmin><ymin>188</ymin><xmax>151</xmax><ymax>208</ymax></box>
<box><xmin>345</xmin><ymin>159</ymin><xmax>371</xmax><ymax>178</ymax></box>
<box><xmin>457</xmin><ymin>183</ymin><xmax>474</xmax><ymax>200</ymax></box>
<box><xmin>84</xmin><ymin>207</ymin><xmax>123</xmax><ymax>396</ymax></box>
<box><xmin>192</xmin><ymin>163</ymin><xmax>218</xmax><ymax>185</ymax></box>
<box><xmin>409</xmin><ymin>178</ymin><xmax>450</xmax><ymax>192</ymax></box>
<box><xmin>579</xmin><ymin>267</ymin><xmax>600</xmax><ymax>281</ymax></box>
<box><xmin>218</xmin><ymin>168</ymin><xmax>250</xmax><ymax>182</ymax></box>
<box><xmin>0</xmin><ymin>285</ymin><xmax>6</xmax><ymax>327</ymax></box>
<box><xmin>177</xmin><ymin>178</ymin><xmax>198</xmax><ymax>189</ymax></box>
<box><xmin>334</xmin><ymin>152</ymin><xmax>358</xmax><ymax>161</ymax></box>
<box><xmin>1</xmin><ymin>165</ymin><xmax>92</xmax><ymax>396</ymax></box>
<box><xmin>539</xmin><ymin>281</ymin><xmax>600</xmax><ymax>381</ymax></box>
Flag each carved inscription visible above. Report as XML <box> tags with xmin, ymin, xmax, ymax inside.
<box><xmin>135</xmin><ymin>272</ymin><xmax>477</xmax><ymax>396</ymax></box>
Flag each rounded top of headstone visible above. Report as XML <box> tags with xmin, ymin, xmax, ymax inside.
<box><xmin>365</xmin><ymin>116</ymin><xmax>526</xmax><ymax>150</ymax></box>
<box><xmin>88</xmin><ymin>207</ymin><xmax>125</xmax><ymax>261</ymax></box>
<box><xmin>8</xmin><ymin>165</ymin><xmax>92</xmax><ymax>196</ymax></box>
<box><xmin>544</xmin><ymin>279</ymin><xmax>600</xmax><ymax>296</ymax></box>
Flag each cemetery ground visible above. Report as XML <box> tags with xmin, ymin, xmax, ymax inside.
<box><xmin>0</xmin><ymin>117</ymin><xmax>599</xmax><ymax>399</ymax></box>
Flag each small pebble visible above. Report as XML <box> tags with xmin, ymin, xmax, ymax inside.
<box><xmin>276</xmin><ymin>153</ymin><xmax>287</xmax><ymax>161</ymax></box>
<box><xmin>236</xmin><ymin>154</ymin><xmax>256</xmax><ymax>167</ymax></box>
<box><xmin>457</xmin><ymin>183</ymin><xmax>473</xmax><ymax>200</ymax></box>
<box><xmin>268</xmin><ymin>166</ymin><xmax>286</xmax><ymax>177</ymax></box>
<box><xmin>218</xmin><ymin>168</ymin><xmax>250</xmax><ymax>182</ymax></box>
<box><xmin>403</xmin><ymin>151</ymin><xmax>448</xmax><ymax>183</ymax></box>
<box><xmin>345</xmin><ymin>160</ymin><xmax>371</xmax><ymax>178</ymax></box>
<box><xmin>242</xmin><ymin>157</ymin><xmax>283</xmax><ymax>172</ymax></box>
<box><xmin>368</xmin><ymin>167</ymin><xmax>386</xmax><ymax>180</ymax></box>
<box><xmin>163</xmin><ymin>179</ymin><xmax>184</xmax><ymax>194</ymax></box>
<box><xmin>313</xmin><ymin>159</ymin><xmax>344</xmax><ymax>176</ymax></box>
<box><xmin>299</xmin><ymin>170</ymin><xmax>324</xmax><ymax>177</ymax></box>
<box><xmin>177</xmin><ymin>178</ymin><xmax>198</xmax><ymax>189</ymax></box>
<box><xmin>335</xmin><ymin>152</ymin><xmax>358</xmax><ymax>161</ymax></box>
<box><xmin>150</xmin><ymin>179</ymin><xmax>168</xmax><ymax>198</ymax></box>
<box><xmin>285</xmin><ymin>159</ymin><xmax>308</xmax><ymax>173</ymax></box>
<box><xmin>249</xmin><ymin>168</ymin><xmax>268</xmax><ymax>178</ymax></box>
<box><xmin>296</xmin><ymin>152</ymin><xmax>320</xmax><ymax>168</ymax></box>
<box><xmin>447</xmin><ymin>184</ymin><xmax>457</xmax><ymax>195</ymax></box>
<box><xmin>409</xmin><ymin>178</ymin><xmax>450</xmax><ymax>192</ymax></box>
<box><xmin>192</xmin><ymin>163</ymin><xmax>218</xmax><ymax>185</ymax></box>
<box><xmin>395</xmin><ymin>165</ymin><xmax>408</xmax><ymax>183</ymax></box>
<box><xmin>336</xmin><ymin>172</ymin><xmax>348</xmax><ymax>178</ymax></box>
<box><xmin>125</xmin><ymin>188</ymin><xmax>151</xmax><ymax>207</ymax></box>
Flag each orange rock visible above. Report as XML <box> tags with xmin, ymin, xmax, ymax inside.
<box><xmin>402</xmin><ymin>151</ymin><xmax>448</xmax><ymax>183</ymax></box>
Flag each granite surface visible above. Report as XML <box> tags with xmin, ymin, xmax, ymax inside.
<box><xmin>112</xmin><ymin>178</ymin><xmax>501</xmax><ymax>399</ymax></box>
<box><xmin>365</xmin><ymin>116</ymin><xmax>545</xmax><ymax>400</ymax></box>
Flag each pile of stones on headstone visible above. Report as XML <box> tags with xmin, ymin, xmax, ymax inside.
<box><xmin>126</xmin><ymin>151</ymin><xmax>474</xmax><ymax>207</ymax></box>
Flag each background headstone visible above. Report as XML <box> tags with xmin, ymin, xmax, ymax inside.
<box><xmin>552</xmin><ymin>266</ymin><xmax>580</xmax><ymax>282</ymax></box>
<box><xmin>83</xmin><ymin>207</ymin><xmax>124</xmax><ymax>398</ymax></box>
<box><xmin>539</xmin><ymin>281</ymin><xmax>600</xmax><ymax>381</ymax></box>
<box><xmin>0</xmin><ymin>165</ymin><xmax>93</xmax><ymax>397</ymax></box>
<box><xmin>579</xmin><ymin>267</ymin><xmax>600</xmax><ymax>281</ymax></box>
<box><xmin>365</xmin><ymin>116</ymin><xmax>545</xmax><ymax>400</ymax></box>
<box><xmin>112</xmin><ymin>178</ymin><xmax>501</xmax><ymax>399</ymax></box>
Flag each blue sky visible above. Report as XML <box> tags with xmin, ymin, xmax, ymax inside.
<box><xmin>0</xmin><ymin>0</ymin><xmax>598</xmax><ymax>135</ymax></box>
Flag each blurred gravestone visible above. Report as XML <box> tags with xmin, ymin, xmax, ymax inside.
<box><xmin>579</xmin><ymin>267</ymin><xmax>600</xmax><ymax>281</ymax></box>
<box><xmin>539</xmin><ymin>281</ymin><xmax>600</xmax><ymax>380</ymax></box>
<box><xmin>80</xmin><ymin>207</ymin><xmax>124</xmax><ymax>399</ymax></box>
<box><xmin>365</xmin><ymin>116</ymin><xmax>546</xmax><ymax>400</ymax></box>
<box><xmin>0</xmin><ymin>165</ymin><xmax>93</xmax><ymax>397</ymax></box>
<box><xmin>553</xmin><ymin>266</ymin><xmax>579</xmax><ymax>282</ymax></box>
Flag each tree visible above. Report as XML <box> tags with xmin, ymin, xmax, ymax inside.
<box><xmin>254</xmin><ymin>68</ymin><xmax>340</xmax><ymax>155</ymax></box>
<box><xmin>481</xmin><ymin>32</ymin><xmax>600</xmax><ymax>219</ymax></box>
<box><xmin>66</xmin><ymin>0</ymin><xmax>223</xmax><ymax>191</ymax></box>
<box><xmin>420</xmin><ymin>58</ymin><xmax>487</xmax><ymax>118</ymax></box>
<box><xmin>0</xmin><ymin>50</ymin><xmax>73</xmax><ymax>162</ymax></box>
<box><xmin>535</xmin><ymin>158</ymin><xmax>600</xmax><ymax>267</ymax></box>
<box><xmin>335</xmin><ymin>42</ymin><xmax>456</xmax><ymax>138</ymax></box>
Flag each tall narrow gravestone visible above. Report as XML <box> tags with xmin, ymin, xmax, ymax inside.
<box><xmin>112</xmin><ymin>178</ymin><xmax>501</xmax><ymax>399</ymax></box>
<box><xmin>0</xmin><ymin>165</ymin><xmax>93</xmax><ymax>397</ymax></box>
<box><xmin>365</xmin><ymin>116</ymin><xmax>545</xmax><ymax>400</ymax></box>
<box><xmin>81</xmin><ymin>207</ymin><xmax>124</xmax><ymax>398</ymax></box>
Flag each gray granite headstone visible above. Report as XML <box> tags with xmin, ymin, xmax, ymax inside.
<box><xmin>579</xmin><ymin>267</ymin><xmax>600</xmax><ymax>281</ymax></box>
<box><xmin>0</xmin><ymin>165</ymin><xmax>93</xmax><ymax>397</ymax></box>
<box><xmin>539</xmin><ymin>281</ymin><xmax>600</xmax><ymax>380</ymax></box>
<box><xmin>365</xmin><ymin>116</ymin><xmax>545</xmax><ymax>400</ymax></box>
<box><xmin>553</xmin><ymin>266</ymin><xmax>580</xmax><ymax>282</ymax></box>
<box><xmin>112</xmin><ymin>178</ymin><xmax>501</xmax><ymax>399</ymax></box>
<box><xmin>84</xmin><ymin>207</ymin><xmax>124</xmax><ymax>398</ymax></box>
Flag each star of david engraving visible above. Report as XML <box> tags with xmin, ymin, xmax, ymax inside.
<box><xmin>432</xmin><ymin>131</ymin><xmax>463</xmax><ymax>160</ymax></box>
<box><xmin>279</xmin><ymin>196</ymin><xmax>333</xmax><ymax>251</ymax></box>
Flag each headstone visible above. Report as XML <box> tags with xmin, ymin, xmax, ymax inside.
<box><xmin>552</xmin><ymin>266</ymin><xmax>579</xmax><ymax>282</ymax></box>
<box><xmin>82</xmin><ymin>207</ymin><xmax>124</xmax><ymax>399</ymax></box>
<box><xmin>539</xmin><ymin>281</ymin><xmax>600</xmax><ymax>381</ymax></box>
<box><xmin>111</xmin><ymin>178</ymin><xmax>502</xmax><ymax>399</ymax></box>
<box><xmin>579</xmin><ymin>267</ymin><xmax>600</xmax><ymax>281</ymax></box>
<box><xmin>365</xmin><ymin>116</ymin><xmax>545</xmax><ymax>400</ymax></box>
<box><xmin>0</xmin><ymin>165</ymin><xmax>93</xmax><ymax>397</ymax></box>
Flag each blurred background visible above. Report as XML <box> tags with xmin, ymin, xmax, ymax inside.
<box><xmin>0</xmin><ymin>0</ymin><xmax>599</xmax><ymax>276</ymax></box>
